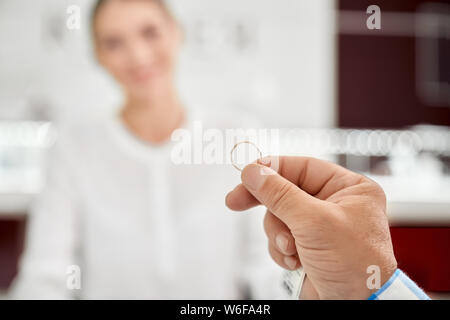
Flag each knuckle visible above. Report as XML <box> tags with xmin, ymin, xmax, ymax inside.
<box><xmin>360</xmin><ymin>176</ymin><xmax>387</xmax><ymax>205</ymax></box>
<box><xmin>372</xmin><ymin>181</ymin><xmax>387</xmax><ymax>201</ymax></box>
<box><xmin>284</xmin><ymin>236</ymin><xmax>297</xmax><ymax>255</ymax></box>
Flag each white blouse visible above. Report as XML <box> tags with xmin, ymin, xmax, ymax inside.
<box><xmin>9</xmin><ymin>107</ymin><xmax>284</xmax><ymax>300</ymax></box>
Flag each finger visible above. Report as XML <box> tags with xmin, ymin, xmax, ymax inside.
<box><xmin>226</xmin><ymin>156</ymin><xmax>364</xmax><ymax>213</ymax></box>
<box><xmin>225</xmin><ymin>184</ymin><xmax>259</xmax><ymax>211</ymax></box>
<box><xmin>264</xmin><ymin>211</ymin><xmax>297</xmax><ymax>256</ymax></box>
<box><xmin>268</xmin><ymin>242</ymin><xmax>300</xmax><ymax>271</ymax></box>
<box><xmin>240</xmin><ymin>163</ymin><xmax>324</xmax><ymax>226</ymax></box>
<box><xmin>259</xmin><ymin>156</ymin><xmax>365</xmax><ymax>201</ymax></box>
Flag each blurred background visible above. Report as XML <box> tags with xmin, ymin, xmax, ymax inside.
<box><xmin>0</xmin><ymin>0</ymin><xmax>449</xmax><ymax>299</ymax></box>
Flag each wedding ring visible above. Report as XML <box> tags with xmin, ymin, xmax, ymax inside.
<box><xmin>230</xmin><ymin>141</ymin><xmax>263</xmax><ymax>172</ymax></box>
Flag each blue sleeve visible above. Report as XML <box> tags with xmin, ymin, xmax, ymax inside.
<box><xmin>368</xmin><ymin>269</ymin><xmax>431</xmax><ymax>300</ymax></box>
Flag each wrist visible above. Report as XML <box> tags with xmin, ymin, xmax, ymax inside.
<box><xmin>351</xmin><ymin>260</ymin><xmax>398</xmax><ymax>300</ymax></box>
<box><xmin>367</xmin><ymin>262</ymin><xmax>398</xmax><ymax>298</ymax></box>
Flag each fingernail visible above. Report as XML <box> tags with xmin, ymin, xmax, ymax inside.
<box><xmin>242</xmin><ymin>165</ymin><xmax>276</xmax><ymax>191</ymax></box>
<box><xmin>275</xmin><ymin>234</ymin><xmax>289</xmax><ymax>254</ymax></box>
<box><xmin>284</xmin><ymin>256</ymin><xmax>298</xmax><ymax>270</ymax></box>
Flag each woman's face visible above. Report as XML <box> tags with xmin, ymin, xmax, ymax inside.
<box><xmin>95</xmin><ymin>0</ymin><xmax>180</xmax><ymax>99</ymax></box>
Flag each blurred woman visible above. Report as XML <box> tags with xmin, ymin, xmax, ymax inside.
<box><xmin>10</xmin><ymin>0</ymin><xmax>280</xmax><ymax>299</ymax></box>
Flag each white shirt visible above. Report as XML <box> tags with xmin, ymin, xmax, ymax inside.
<box><xmin>9</xmin><ymin>107</ymin><xmax>284</xmax><ymax>300</ymax></box>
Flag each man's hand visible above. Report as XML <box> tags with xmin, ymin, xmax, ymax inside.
<box><xmin>226</xmin><ymin>156</ymin><xmax>397</xmax><ymax>300</ymax></box>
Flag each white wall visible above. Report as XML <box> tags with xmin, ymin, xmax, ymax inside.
<box><xmin>0</xmin><ymin>0</ymin><xmax>336</xmax><ymax>128</ymax></box>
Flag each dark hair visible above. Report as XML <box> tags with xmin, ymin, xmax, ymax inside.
<box><xmin>91</xmin><ymin>0</ymin><xmax>172</xmax><ymax>33</ymax></box>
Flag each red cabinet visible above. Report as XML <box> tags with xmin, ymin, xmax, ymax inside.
<box><xmin>390</xmin><ymin>227</ymin><xmax>450</xmax><ymax>292</ymax></box>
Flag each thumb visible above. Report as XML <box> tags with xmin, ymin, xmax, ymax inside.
<box><xmin>241</xmin><ymin>164</ymin><xmax>324</xmax><ymax>226</ymax></box>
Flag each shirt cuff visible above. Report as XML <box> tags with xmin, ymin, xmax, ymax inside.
<box><xmin>368</xmin><ymin>269</ymin><xmax>431</xmax><ymax>300</ymax></box>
